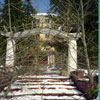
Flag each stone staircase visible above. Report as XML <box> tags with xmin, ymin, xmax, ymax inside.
<box><xmin>0</xmin><ymin>67</ymin><xmax>87</xmax><ymax>100</ymax></box>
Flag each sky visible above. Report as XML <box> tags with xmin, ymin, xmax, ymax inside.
<box><xmin>1</xmin><ymin>0</ymin><xmax>50</xmax><ymax>13</ymax></box>
<box><xmin>32</xmin><ymin>0</ymin><xmax>50</xmax><ymax>13</ymax></box>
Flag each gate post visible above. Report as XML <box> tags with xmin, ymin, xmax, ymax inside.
<box><xmin>6</xmin><ymin>38</ymin><xmax>15</xmax><ymax>68</ymax></box>
<box><xmin>68</xmin><ymin>38</ymin><xmax>77</xmax><ymax>74</ymax></box>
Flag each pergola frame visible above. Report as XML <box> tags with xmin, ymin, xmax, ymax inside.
<box><xmin>1</xmin><ymin>27</ymin><xmax>81</xmax><ymax>75</ymax></box>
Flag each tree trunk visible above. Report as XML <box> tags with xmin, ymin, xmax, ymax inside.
<box><xmin>80</xmin><ymin>0</ymin><xmax>93</xmax><ymax>87</ymax></box>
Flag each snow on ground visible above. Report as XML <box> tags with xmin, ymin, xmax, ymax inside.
<box><xmin>18</xmin><ymin>75</ymin><xmax>69</xmax><ymax>78</ymax></box>
<box><xmin>94</xmin><ymin>96</ymin><xmax>98</xmax><ymax>100</ymax></box>
<box><xmin>1</xmin><ymin>95</ymin><xmax>86</xmax><ymax>100</ymax></box>
<box><xmin>15</xmin><ymin>81</ymin><xmax>74</xmax><ymax>85</ymax></box>
<box><xmin>1</xmin><ymin>74</ymin><xmax>87</xmax><ymax>100</ymax></box>
<box><xmin>7</xmin><ymin>84</ymin><xmax>77</xmax><ymax>89</ymax></box>
<box><xmin>78</xmin><ymin>69</ymin><xmax>98</xmax><ymax>76</ymax></box>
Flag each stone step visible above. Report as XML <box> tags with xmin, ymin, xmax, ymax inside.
<box><xmin>1</xmin><ymin>75</ymin><xmax>87</xmax><ymax>100</ymax></box>
<box><xmin>1</xmin><ymin>95</ymin><xmax>86</xmax><ymax>100</ymax></box>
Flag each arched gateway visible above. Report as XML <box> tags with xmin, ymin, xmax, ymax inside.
<box><xmin>1</xmin><ymin>27</ymin><xmax>81</xmax><ymax>75</ymax></box>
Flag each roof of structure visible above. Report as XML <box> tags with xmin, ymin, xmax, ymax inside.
<box><xmin>36</xmin><ymin>13</ymin><xmax>57</xmax><ymax>16</ymax></box>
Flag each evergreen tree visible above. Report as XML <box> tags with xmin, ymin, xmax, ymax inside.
<box><xmin>1</xmin><ymin>0</ymin><xmax>25</xmax><ymax>31</ymax></box>
<box><xmin>23</xmin><ymin>0</ymin><xmax>37</xmax><ymax>25</ymax></box>
<box><xmin>49</xmin><ymin>0</ymin><xmax>98</xmax><ymax>68</ymax></box>
<box><xmin>1</xmin><ymin>0</ymin><xmax>37</xmax><ymax>31</ymax></box>
<box><xmin>0</xmin><ymin>1</ymin><xmax>3</xmax><ymax>25</ymax></box>
<box><xmin>0</xmin><ymin>2</ymin><xmax>7</xmax><ymax>65</ymax></box>
<box><xmin>49</xmin><ymin>0</ymin><xmax>78</xmax><ymax>32</ymax></box>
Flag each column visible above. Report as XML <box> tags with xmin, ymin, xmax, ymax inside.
<box><xmin>68</xmin><ymin>38</ymin><xmax>77</xmax><ymax>74</ymax></box>
<box><xmin>48</xmin><ymin>56</ymin><xmax>50</xmax><ymax>65</ymax></box>
<box><xmin>6</xmin><ymin>38</ymin><xmax>15</xmax><ymax>67</ymax></box>
<box><xmin>52</xmin><ymin>55</ymin><xmax>55</xmax><ymax>64</ymax></box>
<box><xmin>52</xmin><ymin>54</ymin><xmax>55</xmax><ymax>67</ymax></box>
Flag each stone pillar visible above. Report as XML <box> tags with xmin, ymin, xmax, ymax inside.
<box><xmin>52</xmin><ymin>54</ymin><xmax>55</xmax><ymax>67</ymax></box>
<box><xmin>6</xmin><ymin>38</ymin><xmax>15</xmax><ymax>67</ymax></box>
<box><xmin>52</xmin><ymin>55</ymin><xmax>55</xmax><ymax>64</ymax></box>
<box><xmin>68</xmin><ymin>38</ymin><xmax>77</xmax><ymax>74</ymax></box>
<box><xmin>51</xmin><ymin>55</ymin><xmax>53</xmax><ymax>64</ymax></box>
<box><xmin>48</xmin><ymin>56</ymin><xmax>50</xmax><ymax>65</ymax></box>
